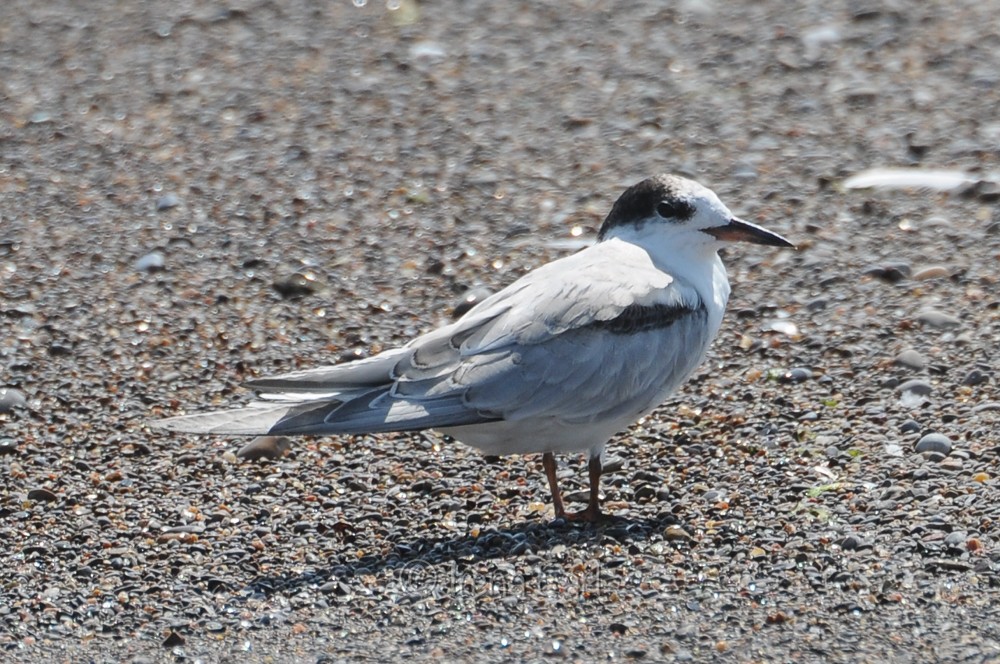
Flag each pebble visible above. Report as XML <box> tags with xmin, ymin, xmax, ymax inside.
<box><xmin>0</xmin><ymin>387</ymin><xmax>27</xmax><ymax>412</ymax></box>
<box><xmin>273</xmin><ymin>272</ymin><xmax>319</xmax><ymax>298</ymax></box>
<box><xmin>27</xmin><ymin>488</ymin><xmax>59</xmax><ymax>502</ymax></box>
<box><xmin>156</xmin><ymin>193</ymin><xmax>181</xmax><ymax>210</ymax></box>
<box><xmin>0</xmin><ymin>438</ymin><xmax>18</xmax><ymax>455</ymax></box>
<box><xmin>134</xmin><ymin>251</ymin><xmax>166</xmax><ymax>272</ymax></box>
<box><xmin>917</xmin><ymin>309</ymin><xmax>961</xmax><ymax>328</ymax></box>
<box><xmin>915</xmin><ymin>433</ymin><xmax>952</xmax><ymax>456</ymax></box>
<box><xmin>884</xmin><ymin>444</ymin><xmax>904</xmax><ymax>457</ymax></box>
<box><xmin>962</xmin><ymin>369</ymin><xmax>988</xmax><ymax>386</ymax></box>
<box><xmin>894</xmin><ymin>349</ymin><xmax>926</xmax><ymax>370</ymax></box>
<box><xmin>237</xmin><ymin>436</ymin><xmax>293</xmax><ymax>461</ymax></box>
<box><xmin>912</xmin><ymin>266</ymin><xmax>949</xmax><ymax>281</ymax></box>
<box><xmin>780</xmin><ymin>367</ymin><xmax>813</xmax><ymax>383</ymax></box>
<box><xmin>896</xmin><ymin>379</ymin><xmax>933</xmax><ymax>396</ymax></box>
<box><xmin>864</xmin><ymin>263</ymin><xmax>910</xmax><ymax>283</ymax></box>
<box><xmin>899</xmin><ymin>419</ymin><xmax>921</xmax><ymax>433</ymax></box>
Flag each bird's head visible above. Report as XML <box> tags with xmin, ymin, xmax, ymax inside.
<box><xmin>597</xmin><ymin>174</ymin><xmax>794</xmax><ymax>252</ymax></box>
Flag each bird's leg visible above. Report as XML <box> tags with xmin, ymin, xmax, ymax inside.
<box><xmin>543</xmin><ymin>452</ymin><xmax>607</xmax><ymax>523</ymax></box>
<box><xmin>567</xmin><ymin>455</ymin><xmax>605</xmax><ymax>523</ymax></box>
<box><xmin>542</xmin><ymin>452</ymin><xmax>568</xmax><ymax>519</ymax></box>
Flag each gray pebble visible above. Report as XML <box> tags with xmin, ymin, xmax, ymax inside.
<box><xmin>134</xmin><ymin>251</ymin><xmax>166</xmax><ymax>272</ymax></box>
<box><xmin>896</xmin><ymin>379</ymin><xmax>933</xmax><ymax>396</ymax></box>
<box><xmin>944</xmin><ymin>531</ymin><xmax>968</xmax><ymax>547</ymax></box>
<box><xmin>894</xmin><ymin>349</ymin><xmax>926</xmax><ymax>370</ymax></box>
<box><xmin>156</xmin><ymin>193</ymin><xmax>181</xmax><ymax>210</ymax></box>
<box><xmin>0</xmin><ymin>387</ymin><xmax>27</xmax><ymax>412</ymax></box>
<box><xmin>900</xmin><ymin>419</ymin><xmax>921</xmax><ymax>433</ymax></box>
<box><xmin>915</xmin><ymin>433</ymin><xmax>952</xmax><ymax>456</ymax></box>
<box><xmin>237</xmin><ymin>436</ymin><xmax>292</xmax><ymax>461</ymax></box>
<box><xmin>917</xmin><ymin>309</ymin><xmax>961</xmax><ymax>328</ymax></box>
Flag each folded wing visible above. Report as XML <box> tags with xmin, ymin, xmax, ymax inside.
<box><xmin>154</xmin><ymin>240</ymin><xmax>708</xmax><ymax>436</ymax></box>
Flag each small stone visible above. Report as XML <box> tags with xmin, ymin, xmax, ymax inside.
<box><xmin>917</xmin><ymin>309</ymin><xmax>961</xmax><ymax>328</ymax></box>
<box><xmin>805</xmin><ymin>298</ymin><xmax>828</xmax><ymax>311</ymax></box>
<box><xmin>134</xmin><ymin>251</ymin><xmax>166</xmax><ymax>272</ymax></box>
<box><xmin>900</xmin><ymin>419</ymin><xmax>921</xmax><ymax>433</ymax></box>
<box><xmin>864</xmin><ymin>263</ymin><xmax>910</xmax><ymax>283</ymax></box>
<box><xmin>912</xmin><ymin>266</ymin><xmax>950</xmax><ymax>281</ymax></box>
<box><xmin>237</xmin><ymin>436</ymin><xmax>292</xmax><ymax>461</ymax></box>
<box><xmin>0</xmin><ymin>439</ymin><xmax>18</xmax><ymax>455</ymax></box>
<box><xmin>780</xmin><ymin>367</ymin><xmax>813</xmax><ymax>383</ymax></box>
<box><xmin>162</xmin><ymin>631</ymin><xmax>185</xmax><ymax>647</ymax></box>
<box><xmin>27</xmin><ymin>488</ymin><xmax>58</xmax><ymax>502</ymax></box>
<box><xmin>0</xmin><ymin>388</ymin><xmax>27</xmax><ymax>412</ymax></box>
<box><xmin>896</xmin><ymin>379</ymin><xmax>933</xmax><ymax>396</ymax></box>
<box><xmin>156</xmin><ymin>193</ymin><xmax>181</xmax><ymax>210</ymax></box>
<box><xmin>915</xmin><ymin>433</ymin><xmax>952</xmax><ymax>456</ymax></box>
<box><xmin>962</xmin><ymin>369</ymin><xmax>988</xmax><ymax>386</ymax></box>
<box><xmin>273</xmin><ymin>272</ymin><xmax>318</xmax><ymax>298</ymax></box>
<box><xmin>939</xmin><ymin>457</ymin><xmax>963</xmax><ymax>472</ymax></box>
<box><xmin>894</xmin><ymin>350</ymin><xmax>926</xmax><ymax>370</ymax></box>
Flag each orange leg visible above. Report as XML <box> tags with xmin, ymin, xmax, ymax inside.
<box><xmin>542</xmin><ymin>452</ymin><xmax>606</xmax><ymax>523</ymax></box>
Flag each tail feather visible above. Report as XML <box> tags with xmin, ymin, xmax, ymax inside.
<box><xmin>153</xmin><ymin>391</ymin><xmax>499</xmax><ymax>437</ymax></box>
<box><xmin>246</xmin><ymin>349</ymin><xmax>407</xmax><ymax>395</ymax></box>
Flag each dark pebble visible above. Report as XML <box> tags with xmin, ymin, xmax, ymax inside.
<box><xmin>915</xmin><ymin>433</ymin><xmax>952</xmax><ymax>456</ymax></box>
<box><xmin>27</xmin><ymin>488</ymin><xmax>58</xmax><ymax>502</ymax></box>
<box><xmin>897</xmin><ymin>379</ymin><xmax>933</xmax><ymax>396</ymax></box>
<box><xmin>780</xmin><ymin>367</ymin><xmax>813</xmax><ymax>383</ymax></box>
<box><xmin>273</xmin><ymin>272</ymin><xmax>319</xmax><ymax>298</ymax></box>
<box><xmin>864</xmin><ymin>263</ymin><xmax>910</xmax><ymax>283</ymax></box>
<box><xmin>899</xmin><ymin>419</ymin><xmax>921</xmax><ymax>433</ymax></box>
<box><xmin>162</xmin><ymin>631</ymin><xmax>185</xmax><ymax>647</ymax></box>
<box><xmin>0</xmin><ymin>438</ymin><xmax>18</xmax><ymax>455</ymax></box>
<box><xmin>962</xmin><ymin>369</ymin><xmax>988</xmax><ymax>386</ymax></box>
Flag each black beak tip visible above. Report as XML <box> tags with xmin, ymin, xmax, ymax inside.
<box><xmin>706</xmin><ymin>218</ymin><xmax>795</xmax><ymax>249</ymax></box>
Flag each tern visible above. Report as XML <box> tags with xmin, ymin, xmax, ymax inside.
<box><xmin>155</xmin><ymin>174</ymin><xmax>793</xmax><ymax>522</ymax></box>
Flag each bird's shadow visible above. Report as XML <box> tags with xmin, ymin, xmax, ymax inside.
<box><xmin>243</xmin><ymin>512</ymin><xmax>687</xmax><ymax>598</ymax></box>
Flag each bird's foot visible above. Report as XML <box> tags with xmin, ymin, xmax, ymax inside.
<box><xmin>556</xmin><ymin>505</ymin><xmax>613</xmax><ymax>524</ymax></box>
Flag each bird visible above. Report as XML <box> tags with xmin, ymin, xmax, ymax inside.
<box><xmin>154</xmin><ymin>174</ymin><xmax>793</xmax><ymax>522</ymax></box>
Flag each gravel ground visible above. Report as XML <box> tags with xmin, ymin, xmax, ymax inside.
<box><xmin>4</xmin><ymin>0</ymin><xmax>1000</xmax><ymax>661</ymax></box>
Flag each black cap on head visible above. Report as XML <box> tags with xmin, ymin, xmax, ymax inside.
<box><xmin>597</xmin><ymin>175</ymin><xmax>692</xmax><ymax>240</ymax></box>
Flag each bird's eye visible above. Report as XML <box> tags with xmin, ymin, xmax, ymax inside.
<box><xmin>656</xmin><ymin>199</ymin><xmax>695</xmax><ymax>221</ymax></box>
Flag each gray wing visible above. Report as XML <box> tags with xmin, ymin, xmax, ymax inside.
<box><xmin>154</xmin><ymin>241</ymin><xmax>707</xmax><ymax>435</ymax></box>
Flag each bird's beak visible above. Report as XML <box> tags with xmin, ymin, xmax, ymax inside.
<box><xmin>704</xmin><ymin>217</ymin><xmax>795</xmax><ymax>248</ymax></box>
